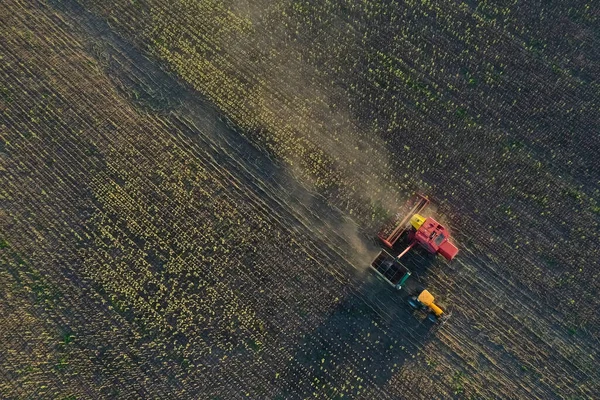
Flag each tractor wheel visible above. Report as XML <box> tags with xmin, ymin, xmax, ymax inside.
<box><xmin>427</xmin><ymin>313</ymin><xmax>439</xmax><ymax>323</ymax></box>
<box><xmin>408</xmin><ymin>297</ymin><xmax>419</xmax><ymax>309</ymax></box>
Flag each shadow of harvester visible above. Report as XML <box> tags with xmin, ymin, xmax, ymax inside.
<box><xmin>273</xmin><ymin>269</ymin><xmax>441</xmax><ymax>399</ymax></box>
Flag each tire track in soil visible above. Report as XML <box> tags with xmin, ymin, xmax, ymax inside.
<box><xmin>450</xmin><ymin>221</ymin><xmax>599</xmax><ymax>374</ymax></box>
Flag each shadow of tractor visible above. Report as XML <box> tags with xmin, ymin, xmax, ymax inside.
<box><xmin>273</xmin><ymin>266</ymin><xmax>443</xmax><ymax>399</ymax></box>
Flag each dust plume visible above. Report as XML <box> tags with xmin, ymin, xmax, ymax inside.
<box><xmin>218</xmin><ymin>0</ymin><xmax>420</xmax><ymax>269</ymax></box>
<box><xmin>146</xmin><ymin>0</ymin><xmax>416</xmax><ymax>268</ymax></box>
<box><xmin>220</xmin><ymin>0</ymin><xmax>409</xmax><ymax>212</ymax></box>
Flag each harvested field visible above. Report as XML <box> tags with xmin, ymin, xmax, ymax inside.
<box><xmin>1</xmin><ymin>0</ymin><xmax>598</xmax><ymax>399</ymax></box>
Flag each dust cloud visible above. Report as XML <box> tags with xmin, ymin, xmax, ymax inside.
<box><xmin>152</xmin><ymin>0</ymin><xmax>418</xmax><ymax>268</ymax></box>
<box><xmin>221</xmin><ymin>0</ymin><xmax>407</xmax><ymax>206</ymax></box>
<box><xmin>217</xmin><ymin>0</ymin><xmax>419</xmax><ymax>268</ymax></box>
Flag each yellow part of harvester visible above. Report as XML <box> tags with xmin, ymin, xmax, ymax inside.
<box><xmin>418</xmin><ymin>290</ymin><xmax>444</xmax><ymax>317</ymax></box>
<box><xmin>410</xmin><ymin>214</ymin><xmax>426</xmax><ymax>230</ymax></box>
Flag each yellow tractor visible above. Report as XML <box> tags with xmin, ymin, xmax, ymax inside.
<box><xmin>408</xmin><ymin>289</ymin><xmax>448</xmax><ymax>323</ymax></box>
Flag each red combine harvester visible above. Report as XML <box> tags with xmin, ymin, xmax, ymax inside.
<box><xmin>370</xmin><ymin>194</ymin><xmax>458</xmax><ymax>296</ymax></box>
<box><xmin>378</xmin><ymin>194</ymin><xmax>458</xmax><ymax>261</ymax></box>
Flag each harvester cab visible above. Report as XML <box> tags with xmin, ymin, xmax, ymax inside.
<box><xmin>408</xmin><ymin>289</ymin><xmax>448</xmax><ymax>323</ymax></box>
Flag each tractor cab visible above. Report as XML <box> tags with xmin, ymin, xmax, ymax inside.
<box><xmin>408</xmin><ymin>289</ymin><xmax>448</xmax><ymax>323</ymax></box>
